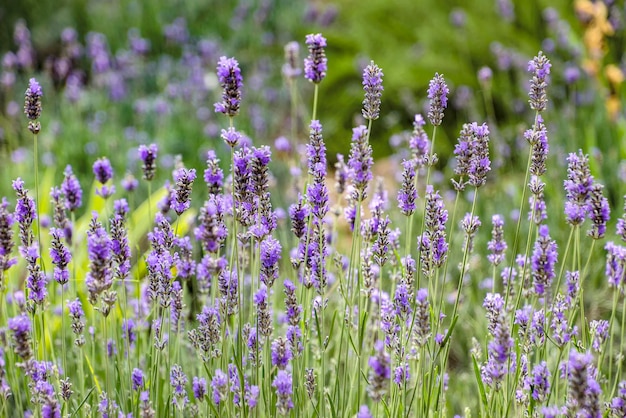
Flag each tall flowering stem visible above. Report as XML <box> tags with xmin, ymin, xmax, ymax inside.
<box><xmin>304</xmin><ymin>33</ymin><xmax>327</xmax><ymax>120</ymax></box>
<box><xmin>504</xmin><ymin>51</ymin><xmax>551</xmax><ymax>314</ymax></box>
<box><xmin>283</xmin><ymin>41</ymin><xmax>301</xmax><ymax>152</ymax></box>
<box><xmin>24</xmin><ymin>78</ymin><xmax>44</xmax><ymax>280</ymax></box>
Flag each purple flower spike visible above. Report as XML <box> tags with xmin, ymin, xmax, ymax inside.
<box><xmin>0</xmin><ymin>198</ymin><xmax>16</xmax><ymax>274</ymax></box>
<box><xmin>132</xmin><ymin>368</ymin><xmax>144</xmax><ymax>391</ymax></box>
<box><xmin>272</xmin><ymin>370</ymin><xmax>294</xmax><ymax>414</ymax></box>
<box><xmin>348</xmin><ymin>125</ymin><xmax>373</xmax><ymax>202</ymax></box>
<box><xmin>61</xmin><ymin>165</ymin><xmax>82</xmax><ymax>212</ymax></box>
<box><xmin>367</xmin><ymin>340</ymin><xmax>390</xmax><ymax>401</ymax></box>
<box><xmin>427</xmin><ymin>73</ymin><xmax>449</xmax><ymax>126</ymax></box>
<box><xmin>49</xmin><ymin>227</ymin><xmax>71</xmax><ymax>285</ymax></box>
<box><xmin>260</xmin><ymin>236</ymin><xmax>281</xmax><ymax>288</ymax></box>
<box><xmin>304</xmin><ymin>33</ymin><xmax>327</xmax><ymax>84</ymax></box>
<box><xmin>193</xmin><ymin>376</ymin><xmax>207</xmax><ymax>400</ymax></box>
<box><xmin>24</xmin><ymin>78</ymin><xmax>42</xmax><ymax>133</ymax></box>
<box><xmin>398</xmin><ymin>159</ymin><xmax>417</xmax><ymax>216</ymax></box>
<box><xmin>528</xmin><ymin>51</ymin><xmax>551</xmax><ymax>112</ymax></box>
<box><xmin>138</xmin><ymin>143</ymin><xmax>158</xmax><ymax>181</ymax></box>
<box><xmin>8</xmin><ymin>313</ymin><xmax>32</xmax><ymax>360</ymax></box>
<box><xmin>214</xmin><ymin>56</ymin><xmax>243</xmax><ymax>117</ymax></box>
<box><xmin>531</xmin><ymin>225</ymin><xmax>557</xmax><ymax>297</ymax></box>
<box><xmin>587</xmin><ymin>183</ymin><xmax>610</xmax><ymax>239</ymax></box>
<box><xmin>93</xmin><ymin>157</ymin><xmax>113</xmax><ymax>184</ymax></box>
<box><xmin>172</xmin><ymin>168</ymin><xmax>196</xmax><ymax>215</ymax></box>
<box><xmin>221</xmin><ymin>127</ymin><xmax>242</xmax><ymax>148</ymax></box>
<box><xmin>271</xmin><ymin>337</ymin><xmax>292</xmax><ymax>369</ymax></box>
<box><xmin>362</xmin><ymin>61</ymin><xmax>384</xmax><ymax>120</ymax></box>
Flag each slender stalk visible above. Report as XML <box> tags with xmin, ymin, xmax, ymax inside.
<box><xmin>312</xmin><ymin>84</ymin><xmax>319</xmax><ymax>122</ymax></box>
<box><xmin>417</xmin><ymin>125</ymin><xmax>438</xmax><ymax>290</ymax></box>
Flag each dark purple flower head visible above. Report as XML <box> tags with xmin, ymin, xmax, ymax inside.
<box><xmin>565</xmin><ymin>349</ymin><xmax>594</xmax><ymax>414</ymax></box>
<box><xmin>204</xmin><ymin>150</ymin><xmax>224</xmax><ymax>194</ymax></box>
<box><xmin>172</xmin><ymin>168</ymin><xmax>196</xmax><ymax>215</ymax></box>
<box><xmin>138</xmin><ymin>143</ymin><xmax>158</xmax><ymax>181</ymax></box>
<box><xmin>8</xmin><ymin>313</ymin><xmax>32</xmax><ymax>360</ymax></box>
<box><xmin>362</xmin><ymin>61</ymin><xmax>384</xmax><ymax>120</ymax></box>
<box><xmin>427</xmin><ymin>73</ymin><xmax>449</xmax><ymax>126</ymax></box>
<box><xmin>13</xmin><ymin>177</ymin><xmax>36</xmax><ymax>227</ymax></box>
<box><xmin>0</xmin><ymin>198</ymin><xmax>16</xmax><ymax>273</ymax></box>
<box><xmin>587</xmin><ymin>183</ymin><xmax>610</xmax><ymax>239</ymax></box>
<box><xmin>193</xmin><ymin>376</ymin><xmax>207</xmax><ymax>400</ymax></box>
<box><xmin>564</xmin><ymin>150</ymin><xmax>593</xmax><ymax>227</ymax></box>
<box><xmin>85</xmin><ymin>215</ymin><xmax>113</xmax><ymax>306</ymax></box>
<box><xmin>289</xmin><ymin>194</ymin><xmax>308</xmax><ymax>239</ymax></box>
<box><xmin>272</xmin><ymin>370</ymin><xmax>294</xmax><ymax>414</ymax></box>
<box><xmin>531</xmin><ymin>225</ymin><xmax>558</xmax><ymax>297</ymax></box>
<box><xmin>367</xmin><ymin>340</ymin><xmax>390</xmax><ymax>401</ymax></box>
<box><xmin>307</xmin><ymin>120</ymin><xmax>327</xmax><ymax>181</ymax></box>
<box><xmin>260</xmin><ymin>236</ymin><xmax>281</xmax><ymax>288</ymax></box>
<box><xmin>605</xmin><ymin>242</ymin><xmax>626</xmax><ymax>291</ymax></box>
<box><xmin>214</xmin><ymin>56</ymin><xmax>243</xmax><ymax>117</ymax></box>
<box><xmin>530</xmin><ymin>361</ymin><xmax>550</xmax><ymax>402</ymax></box>
<box><xmin>24</xmin><ymin>78</ymin><xmax>43</xmax><ymax>131</ymax></box>
<box><xmin>49</xmin><ymin>227</ymin><xmax>71</xmax><ymax>285</ymax></box>
<box><xmin>398</xmin><ymin>159</ymin><xmax>417</xmax><ymax>216</ymax></box>
<box><xmin>271</xmin><ymin>337</ymin><xmax>292</xmax><ymax>369</ymax></box>
<box><xmin>132</xmin><ymin>368</ymin><xmax>144</xmax><ymax>391</ymax></box>
<box><xmin>221</xmin><ymin>127</ymin><xmax>242</xmax><ymax>148</ymax></box>
<box><xmin>304</xmin><ymin>33</ymin><xmax>327</xmax><ymax>84</ymax></box>
<box><xmin>393</xmin><ymin>283</ymin><xmax>412</xmax><ymax>320</ymax></box>
<box><xmin>393</xmin><ymin>362</ymin><xmax>410</xmax><ymax>387</ymax></box>
<box><xmin>61</xmin><ymin>165</ymin><xmax>82</xmax><ymax>212</ymax></box>
<box><xmin>93</xmin><ymin>157</ymin><xmax>113</xmax><ymax>185</ymax></box>
<box><xmin>348</xmin><ymin>125</ymin><xmax>373</xmax><ymax>201</ymax></box>
<box><xmin>528</xmin><ymin>51</ymin><xmax>551</xmax><ymax>112</ymax></box>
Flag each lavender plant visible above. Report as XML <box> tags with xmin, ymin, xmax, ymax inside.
<box><xmin>1</xmin><ymin>30</ymin><xmax>626</xmax><ymax>418</ymax></box>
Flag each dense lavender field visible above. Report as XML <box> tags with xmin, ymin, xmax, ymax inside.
<box><xmin>1</xmin><ymin>2</ymin><xmax>626</xmax><ymax>417</ymax></box>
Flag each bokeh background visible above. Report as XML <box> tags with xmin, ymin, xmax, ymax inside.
<box><xmin>1</xmin><ymin>0</ymin><xmax>624</xmax><ymax>199</ymax></box>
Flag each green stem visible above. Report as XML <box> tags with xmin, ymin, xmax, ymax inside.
<box><xmin>312</xmin><ymin>84</ymin><xmax>319</xmax><ymax>122</ymax></box>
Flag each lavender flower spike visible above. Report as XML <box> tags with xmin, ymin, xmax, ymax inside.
<box><xmin>528</xmin><ymin>51</ymin><xmax>551</xmax><ymax>112</ymax></box>
<box><xmin>61</xmin><ymin>165</ymin><xmax>82</xmax><ymax>212</ymax></box>
<box><xmin>172</xmin><ymin>167</ymin><xmax>196</xmax><ymax>215</ymax></box>
<box><xmin>138</xmin><ymin>143</ymin><xmax>158</xmax><ymax>181</ymax></box>
<box><xmin>272</xmin><ymin>370</ymin><xmax>294</xmax><ymax>414</ymax></box>
<box><xmin>24</xmin><ymin>77</ymin><xmax>42</xmax><ymax>133</ymax></box>
<box><xmin>348</xmin><ymin>125</ymin><xmax>373</xmax><ymax>201</ymax></box>
<box><xmin>304</xmin><ymin>33</ymin><xmax>327</xmax><ymax>84</ymax></box>
<box><xmin>531</xmin><ymin>225</ymin><xmax>557</xmax><ymax>297</ymax></box>
<box><xmin>398</xmin><ymin>159</ymin><xmax>417</xmax><ymax>216</ymax></box>
<box><xmin>587</xmin><ymin>183</ymin><xmax>610</xmax><ymax>239</ymax></box>
<box><xmin>362</xmin><ymin>61</ymin><xmax>384</xmax><ymax>120</ymax></box>
<box><xmin>0</xmin><ymin>198</ymin><xmax>16</xmax><ymax>276</ymax></box>
<box><xmin>487</xmin><ymin>214</ymin><xmax>507</xmax><ymax>266</ymax></box>
<box><xmin>427</xmin><ymin>73</ymin><xmax>449</xmax><ymax>126</ymax></box>
<box><xmin>93</xmin><ymin>157</ymin><xmax>115</xmax><ymax>199</ymax></box>
<box><xmin>214</xmin><ymin>56</ymin><xmax>243</xmax><ymax>117</ymax></box>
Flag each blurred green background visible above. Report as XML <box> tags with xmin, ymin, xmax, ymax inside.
<box><xmin>1</xmin><ymin>0</ymin><xmax>625</xmax><ymax>199</ymax></box>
